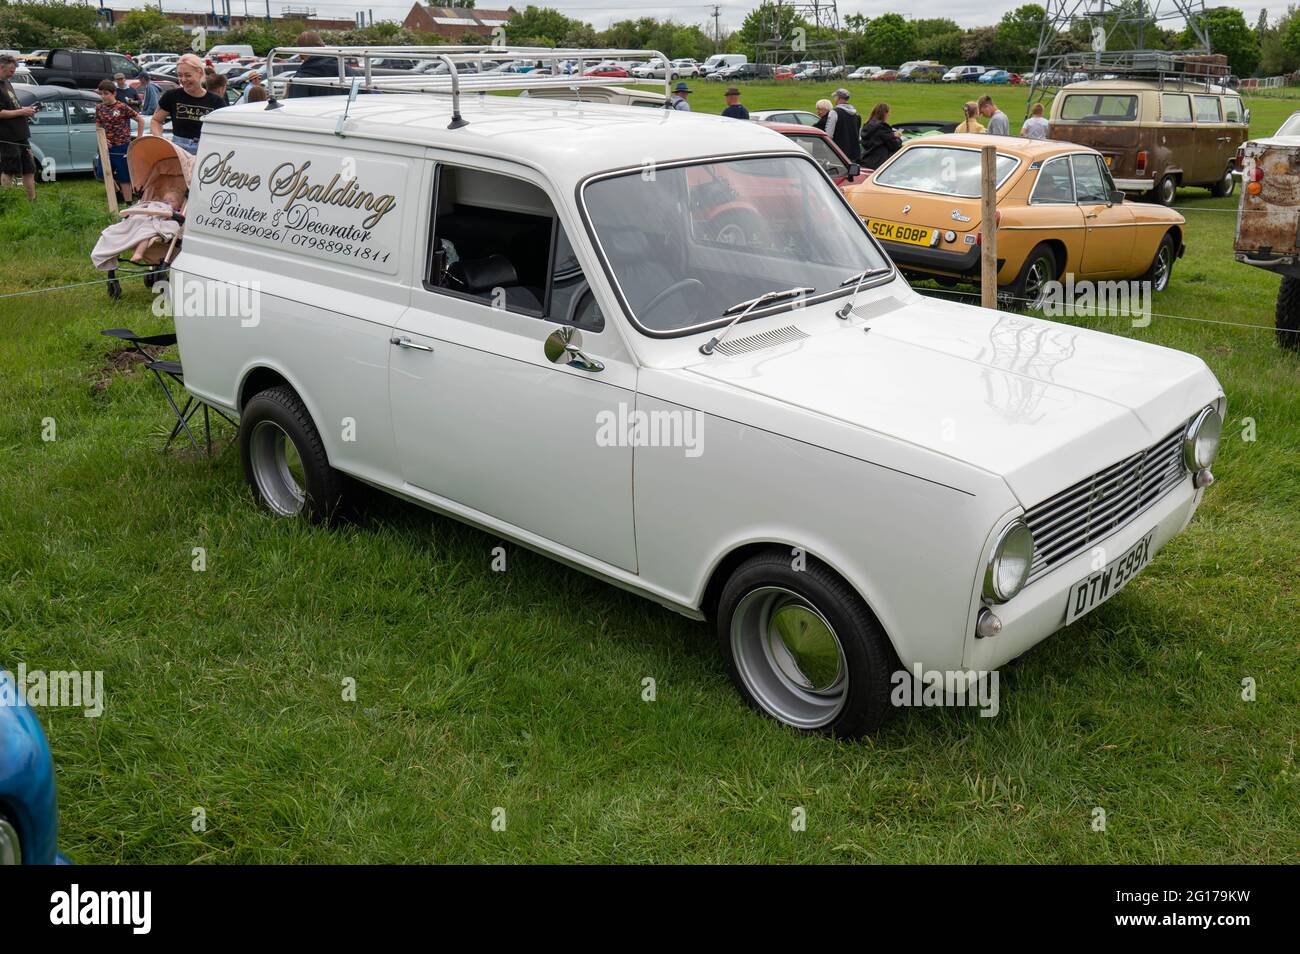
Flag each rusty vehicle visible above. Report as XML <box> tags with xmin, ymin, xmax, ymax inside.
<box><xmin>843</xmin><ymin>134</ymin><xmax>1186</xmax><ymax>306</ymax></box>
<box><xmin>1048</xmin><ymin>78</ymin><xmax>1248</xmax><ymax>206</ymax></box>
<box><xmin>1233</xmin><ymin>110</ymin><xmax>1300</xmax><ymax>349</ymax></box>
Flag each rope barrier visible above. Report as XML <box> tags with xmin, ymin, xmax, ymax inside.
<box><xmin>0</xmin><ymin>270</ymin><xmax>156</xmax><ymax>300</ymax></box>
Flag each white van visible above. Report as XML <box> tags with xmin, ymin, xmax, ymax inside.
<box><xmin>170</xmin><ymin>46</ymin><xmax>1223</xmax><ymax>737</ymax></box>
<box><xmin>207</xmin><ymin>44</ymin><xmax>256</xmax><ymax>59</ymax></box>
<box><xmin>942</xmin><ymin>65</ymin><xmax>985</xmax><ymax>83</ymax></box>
<box><xmin>699</xmin><ymin>53</ymin><xmax>745</xmax><ymax>77</ymax></box>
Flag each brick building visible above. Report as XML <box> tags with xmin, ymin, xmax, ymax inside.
<box><xmin>402</xmin><ymin>4</ymin><xmax>514</xmax><ymax>40</ymax></box>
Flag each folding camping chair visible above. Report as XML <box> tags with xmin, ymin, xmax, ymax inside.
<box><xmin>100</xmin><ymin>328</ymin><xmax>237</xmax><ymax>456</ymax></box>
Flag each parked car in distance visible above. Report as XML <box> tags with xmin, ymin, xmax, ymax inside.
<box><xmin>848</xmin><ymin>65</ymin><xmax>882</xmax><ymax>80</ymax></box>
<box><xmin>708</xmin><ymin>63</ymin><xmax>775</xmax><ymax>82</ymax></box>
<box><xmin>870</xmin><ymin>69</ymin><xmax>898</xmax><ymax>81</ymax></box>
<box><xmin>16</xmin><ymin>85</ymin><xmax>102</xmax><ymax>175</ymax></box>
<box><xmin>1048</xmin><ymin>78</ymin><xmax>1248</xmax><ymax>205</ymax></box>
<box><xmin>845</xmin><ymin>134</ymin><xmax>1187</xmax><ymax>305</ymax></box>
<box><xmin>1232</xmin><ymin>109</ymin><xmax>1300</xmax><ymax>349</ymax></box>
<box><xmin>980</xmin><ymin>69</ymin><xmax>1013</xmax><ymax>85</ymax></box>
<box><xmin>943</xmin><ymin>65</ymin><xmax>986</xmax><ymax>82</ymax></box>
<box><xmin>174</xmin><ymin>65</ymin><xmax>1224</xmax><ymax>737</ymax></box>
<box><xmin>583</xmin><ymin>63</ymin><xmax>630</xmax><ymax>78</ymax></box>
<box><xmin>750</xmin><ymin>108</ymin><xmax>819</xmax><ymax>126</ymax></box>
<box><xmin>763</xmin><ymin>121</ymin><xmax>865</xmax><ymax>190</ymax></box>
<box><xmin>774</xmin><ymin>65</ymin><xmax>795</xmax><ymax>80</ymax></box>
<box><xmin>900</xmin><ymin>63</ymin><xmax>946</xmax><ymax>82</ymax></box>
<box><xmin>26</xmin><ymin>48</ymin><xmax>147</xmax><ymax>89</ymax></box>
<box><xmin>1</xmin><ymin>668</ymin><xmax>68</xmax><ymax>864</ymax></box>
<box><xmin>11</xmin><ymin>66</ymin><xmax>35</xmax><ymax>84</ymax></box>
<box><xmin>699</xmin><ymin>53</ymin><xmax>746</xmax><ymax>77</ymax></box>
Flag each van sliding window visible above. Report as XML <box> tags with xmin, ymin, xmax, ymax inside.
<box><xmin>424</xmin><ymin>165</ymin><xmax>603</xmax><ymax>332</ymax></box>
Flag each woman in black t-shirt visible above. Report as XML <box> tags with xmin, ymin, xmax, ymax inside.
<box><xmin>151</xmin><ymin>54</ymin><xmax>224</xmax><ymax>155</ymax></box>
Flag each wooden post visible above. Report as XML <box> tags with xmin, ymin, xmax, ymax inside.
<box><xmin>980</xmin><ymin>144</ymin><xmax>997</xmax><ymax>309</ymax></box>
<box><xmin>96</xmin><ymin>127</ymin><xmax>118</xmax><ymax>214</ymax></box>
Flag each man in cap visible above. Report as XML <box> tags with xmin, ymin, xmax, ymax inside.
<box><xmin>822</xmin><ymin>87</ymin><xmax>861</xmax><ymax>162</ymax></box>
<box><xmin>721</xmin><ymin>87</ymin><xmax>749</xmax><ymax>120</ymax></box>
<box><xmin>668</xmin><ymin>81</ymin><xmax>691</xmax><ymax>111</ymax></box>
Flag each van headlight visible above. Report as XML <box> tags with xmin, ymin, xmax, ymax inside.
<box><xmin>984</xmin><ymin>519</ymin><xmax>1036</xmax><ymax>603</ymax></box>
<box><xmin>1183</xmin><ymin>406</ymin><xmax>1222</xmax><ymax>472</ymax></box>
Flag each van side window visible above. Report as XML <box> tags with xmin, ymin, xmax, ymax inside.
<box><xmin>1224</xmin><ymin>97</ymin><xmax>1244</xmax><ymax>123</ymax></box>
<box><xmin>1194</xmin><ymin>95</ymin><xmax>1222</xmax><ymax>122</ymax></box>
<box><xmin>1059</xmin><ymin>94</ymin><xmax>1136</xmax><ymax>121</ymax></box>
<box><xmin>1071</xmin><ymin>154</ymin><xmax>1109</xmax><ymax>203</ymax></box>
<box><xmin>1031</xmin><ymin>157</ymin><xmax>1074</xmax><ymax>204</ymax></box>
<box><xmin>425</xmin><ymin>165</ymin><xmax>603</xmax><ymax>331</ymax></box>
<box><xmin>1161</xmin><ymin>94</ymin><xmax>1193</xmax><ymax>123</ymax></box>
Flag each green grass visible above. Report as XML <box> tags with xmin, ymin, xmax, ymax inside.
<box><xmin>1</xmin><ymin>82</ymin><xmax>1297</xmax><ymax>863</ymax></box>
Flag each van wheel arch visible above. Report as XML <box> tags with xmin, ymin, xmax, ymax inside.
<box><xmin>238</xmin><ymin>366</ymin><xmax>292</xmax><ymax>411</ymax></box>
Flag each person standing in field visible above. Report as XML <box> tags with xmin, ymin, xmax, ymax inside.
<box><xmin>95</xmin><ymin>79</ymin><xmax>145</xmax><ymax>202</ymax></box>
<box><xmin>721</xmin><ymin>87</ymin><xmax>749</xmax><ymax>120</ymax></box>
<box><xmin>0</xmin><ymin>54</ymin><xmax>37</xmax><ymax>200</ymax></box>
<box><xmin>1020</xmin><ymin>102</ymin><xmax>1050</xmax><ymax>140</ymax></box>
<box><xmin>957</xmin><ymin>101</ymin><xmax>986</xmax><ymax>133</ymax></box>
<box><xmin>822</xmin><ymin>88</ymin><xmax>862</xmax><ymax>162</ymax></box>
<box><xmin>979</xmin><ymin>94</ymin><xmax>1010</xmax><ymax>136</ymax></box>
<box><xmin>859</xmin><ymin>102</ymin><xmax>902</xmax><ymax>169</ymax></box>
<box><xmin>151</xmin><ymin>53</ymin><xmax>224</xmax><ymax>154</ymax></box>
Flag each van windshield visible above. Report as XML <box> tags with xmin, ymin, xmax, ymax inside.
<box><xmin>583</xmin><ymin>155</ymin><xmax>891</xmax><ymax>336</ymax></box>
<box><xmin>1059</xmin><ymin>93</ymin><xmax>1138</xmax><ymax>121</ymax></box>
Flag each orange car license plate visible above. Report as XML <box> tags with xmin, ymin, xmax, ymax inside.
<box><xmin>864</xmin><ymin>220</ymin><xmax>936</xmax><ymax>247</ymax></box>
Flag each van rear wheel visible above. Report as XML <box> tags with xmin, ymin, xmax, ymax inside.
<box><xmin>1154</xmin><ymin>175</ymin><xmax>1178</xmax><ymax>206</ymax></box>
<box><xmin>1211</xmin><ymin>165</ymin><xmax>1235</xmax><ymax>198</ymax></box>
<box><xmin>239</xmin><ymin>386</ymin><xmax>344</xmax><ymax>523</ymax></box>
<box><xmin>1276</xmin><ymin>277</ymin><xmax>1300</xmax><ymax>352</ymax></box>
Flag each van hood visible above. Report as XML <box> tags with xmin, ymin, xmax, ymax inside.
<box><xmin>683</xmin><ymin>294</ymin><xmax>1220</xmax><ymax>507</ymax></box>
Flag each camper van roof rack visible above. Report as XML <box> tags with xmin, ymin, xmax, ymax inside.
<box><xmin>264</xmin><ymin>45</ymin><xmax>675</xmax><ymax>128</ymax></box>
<box><xmin>1046</xmin><ymin>50</ymin><xmax>1233</xmax><ymax>90</ymax></box>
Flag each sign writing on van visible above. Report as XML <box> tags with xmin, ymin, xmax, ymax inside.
<box><xmin>189</xmin><ymin>148</ymin><xmax>402</xmax><ymax>275</ymax></box>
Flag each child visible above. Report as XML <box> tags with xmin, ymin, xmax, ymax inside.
<box><xmin>123</xmin><ymin>189</ymin><xmax>183</xmax><ymax>262</ymax></box>
<box><xmin>95</xmin><ymin>79</ymin><xmax>144</xmax><ymax>201</ymax></box>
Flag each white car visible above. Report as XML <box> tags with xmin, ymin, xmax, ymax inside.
<box><xmin>942</xmin><ymin>65</ymin><xmax>986</xmax><ymax>83</ymax></box>
<box><xmin>848</xmin><ymin>66</ymin><xmax>882</xmax><ymax>80</ymax></box>
<box><xmin>172</xmin><ymin>49</ymin><xmax>1225</xmax><ymax>737</ymax></box>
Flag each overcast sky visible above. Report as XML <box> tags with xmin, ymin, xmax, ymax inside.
<box><xmin>148</xmin><ymin>1</ymin><xmax>1279</xmax><ymax>36</ymax></box>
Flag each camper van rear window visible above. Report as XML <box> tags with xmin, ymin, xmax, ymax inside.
<box><xmin>189</xmin><ymin>146</ymin><xmax>403</xmax><ymax>275</ymax></box>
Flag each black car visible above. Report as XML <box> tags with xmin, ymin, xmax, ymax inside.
<box><xmin>707</xmin><ymin>63</ymin><xmax>776</xmax><ymax>82</ymax></box>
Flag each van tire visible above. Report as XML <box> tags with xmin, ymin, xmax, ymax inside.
<box><xmin>1142</xmin><ymin>232</ymin><xmax>1178</xmax><ymax>293</ymax></box>
<box><xmin>1211</xmin><ymin>165</ymin><xmax>1235</xmax><ymax>198</ymax></box>
<box><xmin>1154</xmin><ymin>175</ymin><xmax>1178</xmax><ymax>206</ymax></box>
<box><xmin>238</xmin><ymin>386</ymin><xmax>344</xmax><ymax>523</ymax></box>
<box><xmin>716</xmin><ymin>551</ymin><xmax>897</xmax><ymax>738</ymax></box>
<box><xmin>1276</xmin><ymin>277</ymin><xmax>1300</xmax><ymax>351</ymax></box>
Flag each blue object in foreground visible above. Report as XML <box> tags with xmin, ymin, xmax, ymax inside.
<box><xmin>0</xmin><ymin>669</ymin><xmax>69</xmax><ymax>864</ymax></box>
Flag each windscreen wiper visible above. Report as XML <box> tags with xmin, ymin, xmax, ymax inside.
<box><xmin>701</xmin><ymin>286</ymin><xmax>816</xmax><ymax>355</ymax></box>
<box><xmin>835</xmin><ymin>267</ymin><xmax>893</xmax><ymax>319</ymax></box>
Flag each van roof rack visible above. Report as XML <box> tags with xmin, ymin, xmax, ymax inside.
<box><xmin>1026</xmin><ymin>49</ymin><xmax>1235</xmax><ymax>109</ymax></box>
<box><xmin>264</xmin><ymin>45</ymin><xmax>674</xmax><ymax>129</ymax></box>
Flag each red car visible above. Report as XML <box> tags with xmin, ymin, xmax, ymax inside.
<box><xmin>762</xmin><ymin>122</ymin><xmax>867</xmax><ymax>191</ymax></box>
<box><xmin>774</xmin><ymin>66</ymin><xmax>795</xmax><ymax>81</ymax></box>
<box><xmin>583</xmin><ymin>64</ymin><xmax>629</xmax><ymax>78</ymax></box>
<box><xmin>871</xmin><ymin>69</ymin><xmax>899</xmax><ymax>81</ymax></box>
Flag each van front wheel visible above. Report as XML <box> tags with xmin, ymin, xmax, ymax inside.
<box><xmin>239</xmin><ymin>386</ymin><xmax>344</xmax><ymax>523</ymax></box>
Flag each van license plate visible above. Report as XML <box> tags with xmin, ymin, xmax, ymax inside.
<box><xmin>865</xmin><ymin>220</ymin><xmax>936</xmax><ymax>247</ymax></box>
<box><xmin>1065</xmin><ymin>530</ymin><xmax>1155</xmax><ymax>624</ymax></box>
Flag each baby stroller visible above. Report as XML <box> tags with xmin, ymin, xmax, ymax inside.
<box><xmin>92</xmin><ymin>137</ymin><xmax>193</xmax><ymax>300</ymax></box>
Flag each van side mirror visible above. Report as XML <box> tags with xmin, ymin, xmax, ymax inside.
<box><xmin>1108</xmin><ymin>189</ymin><xmax>1125</xmax><ymax>204</ymax></box>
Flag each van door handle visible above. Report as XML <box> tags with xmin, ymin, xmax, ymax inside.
<box><xmin>390</xmin><ymin>336</ymin><xmax>434</xmax><ymax>352</ymax></box>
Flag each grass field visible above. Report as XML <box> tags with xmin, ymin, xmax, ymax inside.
<box><xmin>0</xmin><ymin>81</ymin><xmax>1296</xmax><ymax>864</ymax></box>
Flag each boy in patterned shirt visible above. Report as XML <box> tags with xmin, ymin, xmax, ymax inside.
<box><xmin>95</xmin><ymin>79</ymin><xmax>144</xmax><ymax>201</ymax></box>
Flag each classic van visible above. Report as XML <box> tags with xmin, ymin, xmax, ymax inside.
<box><xmin>1048</xmin><ymin>78</ymin><xmax>1248</xmax><ymax>205</ymax></box>
<box><xmin>171</xmin><ymin>47</ymin><xmax>1224</xmax><ymax>737</ymax></box>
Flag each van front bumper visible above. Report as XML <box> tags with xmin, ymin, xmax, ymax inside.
<box><xmin>966</xmin><ymin>475</ymin><xmax>1201</xmax><ymax>672</ymax></box>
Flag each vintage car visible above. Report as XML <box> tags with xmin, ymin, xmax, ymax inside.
<box><xmin>750</xmin><ymin>108</ymin><xmax>819</xmax><ymax>126</ymax></box>
<box><xmin>16</xmin><ymin>84</ymin><xmax>102</xmax><ymax>175</ymax></box>
<box><xmin>171</xmin><ymin>47</ymin><xmax>1224</xmax><ymax>737</ymax></box>
<box><xmin>844</xmin><ymin>134</ymin><xmax>1187</xmax><ymax>306</ymax></box>
<box><xmin>1048</xmin><ymin>78</ymin><xmax>1247</xmax><ymax>204</ymax></box>
<box><xmin>1232</xmin><ymin>109</ymin><xmax>1300</xmax><ymax>350</ymax></box>
<box><xmin>762</xmin><ymin>121</ymin><xmax>866</xmax><ymax>191</ymax></box>
<box><xmin>0</xmin><ymin>669</ymin><xmax>68</xmax><ymax>864</ymax></box>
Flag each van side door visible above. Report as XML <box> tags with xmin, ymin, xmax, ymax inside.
<box><xmin>388</xmin><ymin>158</ymin><xmax>637</xmax><ymax>572</ymax></box>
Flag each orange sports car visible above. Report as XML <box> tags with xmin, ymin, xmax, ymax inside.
<box><xmin>843</xmin><ymin>134</ymin><xmax>1186</xmax><ymax>306</ymax></box>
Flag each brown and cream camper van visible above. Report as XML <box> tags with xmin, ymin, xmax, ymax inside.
<box><xmin>1048</xmin><ymin>79</ymin><xmax>1248</xmax><ymax>205</ymax></box>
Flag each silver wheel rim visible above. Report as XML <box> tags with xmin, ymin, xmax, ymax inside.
<box><xmin>1222</xmin><ymin>169</ymin><xmax>1234</xmax><ymax>195</ymax></box>
<box><xmin>1023</xmin><ymin>254</ymin><xmax>1054</xmax><ymax>307</ymax></box>
<box><xmin>249</xmin><ymin>420</ymin><xmax>307</xmax><ymax>516</ymax></box>
<box><xmin>1160</xmin><ymin>178</ymin><xmax>1175</xmax><ymax>204</ymax></box>
<box><xmin>1152</xmin><ymin>244</ymin><xmax>1172</xmax><ymax>291</ymax></box>
<box><xmin>730</xmin><ymin>586</ymin><xmax>848</xmax><ymax>729</ymax></box>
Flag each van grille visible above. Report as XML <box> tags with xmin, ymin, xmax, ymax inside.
<box><xmin>1023</xmin><ymin>421</ymin><xmax>1189</xmax><ymax>584</ymax></box>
